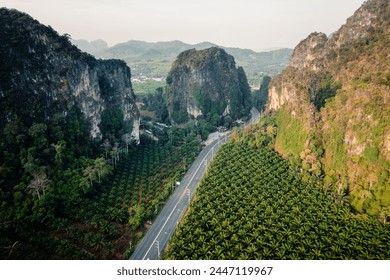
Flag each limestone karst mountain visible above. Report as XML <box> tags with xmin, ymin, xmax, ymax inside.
<box><xmin>267</xmin><ymin>0</ymin><xmax>389</xmax><ymax>215</ymax></box>
<box><xmin>165</xmin><ymin>47</ymin><xmax>252</xmax><ymax>125</ymax></box>
<box><xmin>0</xmin><ymin>8</ymin><xmax>140</xmax><ymax>141</ymax></box>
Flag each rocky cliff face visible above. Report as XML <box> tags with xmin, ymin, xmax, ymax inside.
<box><xmin>289</xmin><ymin>32</ymin><xmax>328</xmax><ymax>71</ymax></box>
<box><xmin>0</xmin><ymin>8</ymin><xmax>140</xmax><ymax>141</ymax></box>
<box><xmin>166</xmin><ymin>47</ymin><xmax>251</xmax><ymax>123</ymax></box>
<box><xmin>266</xmin><ymin>0</ymin><xmax>390</xmax><ymax>216</ymax></box>
<box><xmin>288</xmin><ymin>0</ymin><xmax>389</xmax><ymax>73</ymax></box>
<box><xmin>269</xmin><ymin>0</ymin><xmax>390</xmax><ymax>111</ymax></box>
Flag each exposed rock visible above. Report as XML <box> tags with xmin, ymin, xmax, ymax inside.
<box><xmin>327</xmin><ymin>0</ymin><xmax>389</xmax><ymax>50</ymax></box>
<box><xmin>289</xmin><ymin>0</ymin><xmax>389</xmax><ymax>72</ymax></box>
<box><xmin>166</xmin><ymin>47</ymin><xmax>251</xmax><ymax>123</ymax></box>
<box><xmin>290</xmin><ymin>32</ymin><xmax>328</xmax><ymax>71</ymax></box>
<box><xmin>268</xmin><ymin>0</ymin><xmax>390</xmax><ymax>112</ymax></box>
<box><xmin>0</xmin><ymin>8</ymin><xmax>140</xmax><ymax>141</ymax></box>
<box><xmin>266</xmin><ymin>0</ymin><xmax>390</xmax><ymax>215</ymax></box>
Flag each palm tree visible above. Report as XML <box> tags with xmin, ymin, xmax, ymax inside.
<box><xmin>198</xmin><ymin>243</ymin><xmax>211</xmax><ymax>258</ymax></box>
<box><xmin>3</xmin><ymin>241</ymin><xmax>19</xmax><ymax>259</ymax></box>
<box><xmin>378</xmin><ymin>207</ymin><xmax>390</xmax><ymax>224</ymax></box>
<box><xmin>331</xmin><ymin>188</ymin><xmax>351</xmax><ymax>206</ymax></box>
<box><xmin>90</xmin><ymin>234</ymin><xmax>106</xmax><ymax>250</ymax></box>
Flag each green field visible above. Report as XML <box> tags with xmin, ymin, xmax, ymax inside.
<box><xmin>132</xmin><ymin>80</ymin><xmax>165</xmax><ymax>95</ymax></box>
<box><xmin>166</xmin><ymin>142</ymin><xmax>390</xmax><ymax>260</ymax></box>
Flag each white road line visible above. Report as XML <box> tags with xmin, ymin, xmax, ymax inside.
<box><xmin>141</xmin><ymin>137</ymin><xmax>224</xmax><ymax>259</ymax></box>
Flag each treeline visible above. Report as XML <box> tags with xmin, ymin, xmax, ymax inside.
<box><xmin>0</xmin><ymin>103</ymin><xmax>200</xmax><ymax>258</ymax></box>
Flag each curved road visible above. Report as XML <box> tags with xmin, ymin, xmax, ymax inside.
<box><xmin>130</xmin><ymin>133</ymin><xmax>229</xmax><ymax>260</ymax></box>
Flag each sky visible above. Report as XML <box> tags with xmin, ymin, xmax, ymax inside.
<box><xmin>2</xmin><ymin>0</ymin><xmax>366</xmax><ymax>51</ymax></box>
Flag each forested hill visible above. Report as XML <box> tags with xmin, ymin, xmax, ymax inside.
<box><xmin>0</xmin><ymin>6</ymin><xmax>140</xmax><ymax>190</ymax></box>
<box><xmin>0</xmin><ymin>8</ymin><xmax>140</xmax><ymax>140</ymax></box>
<box><xmin>0</xmin><ymin>8</ymin><xmax>142</xmax><ymax>259</ymax></box>
<box><xmin>266</xmin><ymin>0</ymin><xmax>389</xmax><ymax>216</ymax></box>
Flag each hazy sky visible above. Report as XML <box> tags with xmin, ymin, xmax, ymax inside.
<box><xmin>2</xmin><ymin>0</ymin><xmax>366</xmax><ymax>50</ymax></box>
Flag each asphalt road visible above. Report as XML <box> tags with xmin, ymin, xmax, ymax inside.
<box><xmin>130</xmin><ymin>133</ymin><xmax>229</xmax><ymax>260</ymax></box>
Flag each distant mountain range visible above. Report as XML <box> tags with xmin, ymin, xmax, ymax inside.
<box><xmin>72</xmin><ymin>39</ymin><xmax>293</xmax><ymax>90</ymax></box>
<box><xmin>71</xmin><ymin>39</ymin><xmax>108</xmax><ymax>54</ymax></box>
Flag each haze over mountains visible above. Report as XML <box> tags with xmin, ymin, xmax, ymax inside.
<box><xmin>72</xmin><ymin>39</ymin><xmax>293</xmax><ymax>91</ymax></box>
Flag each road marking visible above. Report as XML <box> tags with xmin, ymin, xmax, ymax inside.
<box><xmin>140</xmin><ymin>137</ymin><xmax>224</xmax><ymax>259</ymax></box>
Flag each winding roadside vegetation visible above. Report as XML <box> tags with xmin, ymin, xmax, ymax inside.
<box><xmin>166</xmin><ymin>140</ymin><xmax>390</xmax><ymax>260</ymax></box>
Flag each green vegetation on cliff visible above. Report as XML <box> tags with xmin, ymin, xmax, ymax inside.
<box><xmin>166</xmin><ymin>47</ymin><xmax>252</xmax><ymax>132</ymax></box>
<box><xmin>322</xmin><ymin>87</ymin><xmax>390</xmax><ymax>216</ymax></box>
<box><xmin>163</xmin><ymin>47</ymin><xmax>254</xmax><ymax>140</ymax></box>
<box><xmin>266</xmin><ymin>0</ymin><xmax>389</xmax><ymax>217</ymax></box>
<box><xmin>275</xmin><ymin>107</ymin><xmax>311</xmax><ymax>157</ymax></box>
